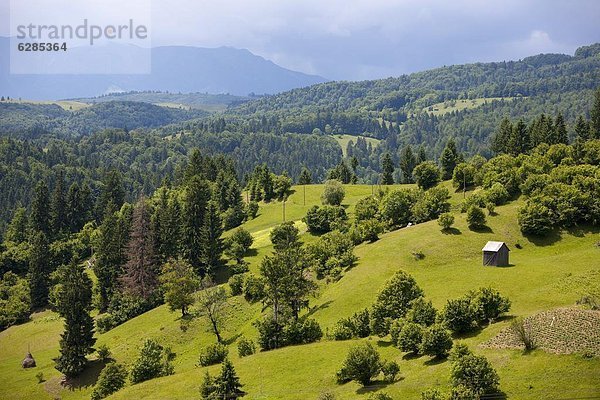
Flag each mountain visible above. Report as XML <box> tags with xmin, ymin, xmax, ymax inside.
<box><xmin>0</xmin><ymin>37</ymin><xmax>327</xmax><ymax>100</ymax></box>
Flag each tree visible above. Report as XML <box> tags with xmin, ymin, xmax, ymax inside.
<box><xmin>440</xmin><ymin>139</ymin><xmax>460</xmax><ymax>180</ymax></box>
<box><xmin>97</xmin><ymin>170</ymin><xmax>125</xmax><ymax>217</ymax></box>
<box><xmin>198</xmin><ymin>277</ymin><xmax>228</xmax><ymax>343</ymax></box>
<box><xmin>5</xmin><ymin>207</ymin><xmax>28</xmax><ymax>244</ymax></box>
<box><xmin>202</xmin><ymin>200</ymin><xmax>224</xmax><ymax>273</ymax></box>
<box><xmin>28</xmin><ymin>231</ymin><xmax>50</xmax><ymax>309</ymax></box>
<box><xmin>413</xmin><ymin>161</ymin><xmax>441</xmax><ymax>190</ymax></box>
<box><xmin>224</xmin><ymin>228</ymin><xmax>253</xmax><ymax>266</ymax></box>
<box><xmin>159</xmin><ymin>258</ymin><xmax>199</xmax><ymax>317</ymax></box>
<box><xmin>54</xmin><ymin>258</ymin><xmax>96</xmax><ymax>378</ymax></box>
<box><xmin>452</xmin><ymin>163</ymin><xmax>476</xmax><ymax>190</ymax></box>
<box><xmin>321</xmin><ymin>180</ymin><xmax>345</xmax><ymax>206</ymax></box>
<box><xmin>298</xmin><ymin>167</ymin><xmax>312</xmax><ymax>185</ymax></box>
<box><xmin>470</xmin><ymin>287</ymin><xmax>511</xmax><ymax>324</ymax></box>
<box><xmin>152</xmin><ymin>188</ymin><xmax>181</xmax><ymax>263</ymax></box>
<box><xmin>182</xmin><ymin>176</ymin><xmax>211</xmax><ymax>274</ymax></box>
<box><xmin>420</xmin><ymin>324</ymin><xmax>453</xmax><ymax>358</ymax></box>
<box><xmin>130</xmin><ymin>339</ymin><xmax>174</xmax><ymax>384</ymax></box>
<box><xmin>397</xmin><ymin>322</ymin><xmax>423</xmax><ymax>354</ymax></box>
<box><xmin>553</xmin><ymin>113</ymin><xmax>568</xmax><ymax>145</ymax></box>
<box><xmin>466</xmin><ymin>206</ymin><xmax>486</xmax><ymax>229</ymax></box>
<box><xmin>200</xmin><ymin>359</ymin><xmax>244</xmax><ymax>399</ymax></box>
<box><xmin>336</xmin><ymin>342</ymin><xmax>382</xmax><ymax>386</ymax></box>
<box><xmin>492</xmin><ymin>117</ymin><xmax>513</xmax><ymax>154</ymax></box>
<box><xmin>121</xmin><ymin>197</ymin><xmax>158</xmax><ymax>300</ymax></box>
<box><xmin>406</xmin><ymin>297</ymin><xmax>437</xmax><ymax>326</ymax></box>
<box><xmin>30</xmin><ymin>181</ymin><xmax>50</xmax><ymax>235</ymax></box>
<box><xmin>0</xmin><ymin>272</ymin><xmax>31</xmax><ymax>330</ymax></box>
<box><xmin>94</xmin><ymin>204</ymin><xmax>125</xmax><ymax>311</ymax></box>
<box><xmin>441</xmin><ymin>298</ymin><xmax>477</xmax><ymax>334</ymax></box>
<box><xmin>591</xmin><ymin>87</ymin><xmax>600</xmax><ymax>139</ymax></box>
<box><xmin>509</xmin><ymin>119</ymin><xmax>530</xmax><ymax>155</ymax></box>
<box><xmin>66</xmin><ymin>183</ymin><xmax>91</xmax><ymax>233</ymax></box>
<box><xmin>371</xmin><ymin>270</ymin><xmax>423</xmax><ymax>336</ymax></box>
<box><xmin>417</xmin><ymin>145</ymin><xmax>427</xmax><ymax>164</ymax></box>
<box><xmin>270</xmin><ymin>221</ymin><xmax>300</xmax><ymax>251</ymax></box>
<box><xmin>574</xmin><ymin>115</ymin><xmax>591</xmax><ymax>141</ymax></box>
<box><xmin>91</xmin><ymin>362</ymin><xmax>127</xmax><ymax>400</ymax></box>
<box><xmin>437</xmin><ymin>212</ymin><xmax>455</xmax><ymax>231</ymax></box>
<box><xmin>518</xmin><ymin>199</ymin><xmax>553</xmax><ymax>236</ymax></box>
<box><xmin>303</xmin><ymin>205</ymin><xmax>348</xmax><ymax>234</ymax></box>
<box><xmin>381</xmin><ymin>152</ymin><xmax>395</xmax><ymax>184</ymax></box>
<box><xmin>379</xmin><ymin>189</ymin><xmax>416</xmax><ymax>227</ymax></box>
<box><xmin>450</xmin><ymin>350</ymin><xmax>500</xmax><ymax>396</ymax></box>
<box><xmin>399</xmin><ymin>145</ymin><xmax>417</xmax><ymax>183</ymax></box>
<box><xmin>50</xmin><ymin>171</ymin><xmax>67</xmax><ymax>237</ymax></box>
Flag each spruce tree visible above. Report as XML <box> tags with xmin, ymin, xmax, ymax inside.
<box><xmin>591</xmin><ymin>87</ymin><xmax>600</xmax><ymax>139</ymax></box>
<box><xmin>94</xmin><ymin>203</ymin><xmax>124</xmax><ymax>311</ymax></box>
<box><xmin>553</xmin><ymin>113</ymin><xmax>568</xmax><ymax>144</ymax></box>
<box><xmin>182</xmin><ymin>176</ymin><xmax>211</xmax><ymax>273</ymax></box>
<box><xmin>121</xmin><ymin>197</ymin><xmax>158</xmax><ymax>300</ymax></box>
<box><xmin>440</xmin><ymin>139</ymin><xmax>460</xmax><ymax>180</ymax></box>
<box><xmin>509</xmin><ymin>119</ymin><xmax>530</xmax><ymax>155</ymax></box>
<box><xmin>5</xmin><ymin>207</ymin><xmax>28</xmax><ymax>244</ymax></box>
<box><xmin>152</xmin><ymin>188</ymin><xmax>181</xmax><ymax>263</ymax></box>
<box><xmin>30</xmin><ymin>181</ymin><xmax>50</xmax><ymax>235</ymax></box>
<box><xmin>55</xmin><ymin>258</ymin><xmax>96</xmax><ymax>378</ymax></box>
<box><xmin>492</xmin><ymin>118</ymin><xmax>513</xmax><ymax>154</ymax></box>
<box><xmin>417</xmin><ymin>145</ymin><xmax>427</xmax><ymax>164</ymax></box>
<box><xmin>215</xmin><ymin>359</ymin><xmax>243</xmax><ymax>398</ymax></box>
<box><xmin>381</xmin><ymin>153</ymin><xmax>395</xmax><ymax>185</ymax></box>
<box><xmin>574</xmin><ymin>115</ymin><xmax>591</xmax><ymax>141</ymax></box>
<box><xmin>97</xmin><ymin>170</ymin><xmax>125</xmax><ymax>218</ymax></box>
<box><xmin>202</xmin><ymin>201</ymin><xmax>224</xmax><ymax>274</ymax></box>
<box><xmin>50</xmin><ymin>171</ymin><xmax>67</xmax><ymax>237</ymax></box>
<box><xmin>29</xmin><ymin>230</ymin><xmax>50</xmax><ymax>309</ymax></box>
<box><xmin>298</xmin><ymin>167</ymin><xmax>312</xmax><ymax>185</ymax></box>
<box><xmin>66</xmin><ymin>182</ymin><xmax>82</xmax><ymax>233</ymax></box>
<box><xmin>399</xmin><ymin>145</ymin><xmax>416</xmax><ymax>183</ymax></box>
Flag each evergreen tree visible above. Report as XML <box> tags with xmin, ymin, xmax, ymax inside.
<box><xmin>298</xmin><ymin>167</ymin><xmax>312</xmax><ymax>185</ymax></box>
<box><xmin>28</xmin><ymin>231</ymin><xmax>50</xmax><ymax>308</ymax></box>
<box><xmin>553</xmin><ymin>113</ymin><xmax>568</xmax><ymax>144</ymax></box>
<box><xmin>97</xmin><ymin>170</ymin><xmax>125</xmax><ymax>218</ymax></box>
<box><xmin>509</xmin><ymin>119</ymin><xmax>530</xmax><ymax>155</ymax></box>
<box><xmin>416</xmin><ymin>145</ymin><xmax>427</xmax><ymax>164</ymax></box>
<box><xmin>440</xmin><ymin>139</ymin><xmax>460</xmax><ymax>180</ymax></box>
<box><xmin>50</xmin><ymin>170</ymin><xmax>67</xmax><ymax>237</ymax></box>
<box><xmin>94</xmin><ymin>203</ymin><xmax>124</xmax><ymax>311</ymax></box>
<box><xmin>381</xmin><ymin>153</ymin><xmax>395</xmax><ymax>185</ymax></box>
<box><xmin>5</xmin><ymin>207</ymin><xmax>28</xmax><ymax>243</ymax></box>
<box><xmin>202</xmin><ymin>200</ymin><xmax>224</xmax><ymax>274</ymax></box>
<box><xmin>55</xmin><ymin>258</ymin><xmax>96</xmax><ymax>378</ymax></box>
<box><xmin>182</xmin><ymin>176</ymin><xmax>211</xmax><ymax>274</ymax></box>
<box><xmin>30</xmin><ymin>181</ymin><xmax>50</xmax><ymax>235</ymax></box>
<box><xmin>214</xmin><ymin>359</ymin><xmax>243</xmax><ymax>398</ymax></box>
<box><xmin>152</xmin><ymin>188</ymin><xmax>181</xmax><ymax>263</ymax></box>
<box><xmin>591</xmin><ymin>87</ymin><xmax>600</xmax><ymax>139</ymax></box>
<box><xmin>399</xmin><ymin>145</ymin><xmax>416</xmax><ymax>183</ymax></box>
<box><xmin>574</xmin><ymin>115</ymin><xmax>591</xmax><ymax>141</ymax></box>
<box><xmin>491</xmin><ymin>118</ymin><xmax>513</xmax><ymax>154</ymax></box>
<box><xmin>121</xmin><ymin>197</ymin><xmax>158</xmax><ymax>300</ymax></box>
<box><xmin>66</xmin><ymin>183</ymin><xmax>83</xmax><ymax>233</ymax></box>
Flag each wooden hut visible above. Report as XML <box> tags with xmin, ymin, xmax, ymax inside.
<box><xmin>482</xmin><ymin>241</ymin><xmax>510</xmax><ymax>266</ymax></box>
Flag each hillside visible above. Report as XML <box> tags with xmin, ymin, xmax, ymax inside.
<box><xmin>1</xmin><ymin>182</ymin><xmax>599</xmax><ymax>400</ymax></box>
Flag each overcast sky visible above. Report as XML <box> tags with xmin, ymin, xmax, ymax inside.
<box><xmin>3</xmin><ymin>0</ymin><xmax>600</xmax><ymax>80</ymax></box>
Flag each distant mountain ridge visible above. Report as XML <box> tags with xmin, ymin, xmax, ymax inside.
<box><xmin>0</xmin><ymin>37</ymin><xmax>328</xmax><ymax>100</ymax></box>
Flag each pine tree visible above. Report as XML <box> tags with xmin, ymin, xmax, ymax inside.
<box><xmin>574</xmin><ymin>115</ymin><xmax>591</xmax><ymax>141</ymax></box>
<box><xmin>5</xmin><ymin>207</ymin><xmax>28</xmax><ymax>244</ymax></box>
<box><xmin>182</xmin><ymin>176</ymin><xmax>211</xmax><ymax>274</ymax></box>
<box><xmin>29</xmin><ymin>231</ymin><xmax>50</xmax><ymax>309</ymax></box>
<box><xmin>492</xmin><ymin>118</ymin><xmax>513</xmax><ymax>154</ymax></box>
<box><xmin>215</xmin><ymin>359</ymin><xmax>243</xmax><ymax>398</ymax></box>
<box><xmin>55</xmin><ymin>258</ymin><xmax>96</xmax><ymax>378</ymax></box>
<box><xmin>121</xmin><ymin>197</ymin><xmax>158</xmax><ymax>300</ymax></box>
<box><xmin>97</xmin><ymin>170</ymin><xmax>125</xmax><ymax>218</ymax></box>
<box><xmin>298</xmin><ymin>167</ymin><xmax>312</xmax><ymax>185</ymax></box>
<box><xmin>509</xmin><ymin>119</ymin><xmax>531</xmax><ymax>155</ymax></box>
<box><xmin>202</xmin><ymin>201</ymin><xmax>224</xmax><ymax>274</ymax></box>
<box><xmin>440</xmin><ymin>139</ymin><xmax>460</xmax><ymax>180</ymax></box>
<box><xmin>66</xmin><ymin>183</ymin><xmax>82</xmax><ymax>233</ymax></box>
<box><xmin>416</xmin><ymin>145</ymin><xmax>427</xmax><ymax>164</ymax></box>
<box><xmin>591</xmin><ymin>87</ymin><xmax>600</xmax><ymax>139</ymax></box>
<box><xmin>152</xmin><ymin>188</ymin><xmax>181</xmax><ymax>263</ymax></box>
<box><xmin>381</xmin><ymin>153</ymin><xmax>395</xmax><ymax>185</ymax></box>
<box><xmin>50</xmin><ymin>171</ymin><xmax>67</xmax><ymax>237</ymax></box>
<box><xmin>399</xmin><ymin>145</ymin><xmax>416</xmax><ymax>183</ymax></box>
<box><xmin>553</xmin><ymin>113</ymin><xmax>568</xmax><ymax>144</ymax></box>
<box><xmin>30</xmin><ymin>181</ymin><xmax>50</xmax><ymax>235</ymax></box>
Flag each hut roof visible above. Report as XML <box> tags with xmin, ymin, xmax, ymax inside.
<box><xmin>482</xmin><ymin>241</ymin><xmax>509</xmax><ymax>252</ymax></box>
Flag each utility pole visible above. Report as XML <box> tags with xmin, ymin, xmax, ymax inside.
<box><xmin>282</xmin><ymin>197</ymin><xmax>286</xmax><ymax>222</ymax></box>
<box><xmin>463</xmin><ymin>171</ymin><xmax>466</xmax><ymax>199</ymax></box>
<box><xmin>303</xmin><ymin>184</ymin><xmax>306</xmax><ymax>206</ymax></box>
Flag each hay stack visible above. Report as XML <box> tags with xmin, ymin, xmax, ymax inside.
<box><xmin>21</xmin><ymin>352</ymin><xmax>36</xmax><ymax>368</ymax></box>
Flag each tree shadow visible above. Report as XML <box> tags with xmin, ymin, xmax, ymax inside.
<box><xmin>376</xmin><ymin>340</ymin><xmax>395</xmax><ymax>348</ymax></box>
<box><xmin>469</xmin><ymin>225</ymin><xmax>493</xmax><ymax>233</ymax></box>
<box><xmin>246</xmin><ymin>248</ymin><xmax>259</xmax><ymax>257</ymax></box>
<box><xmin>424</xmin><ymin>356</ymin><xmax>448</xmax><ymax>366</ymax></box>
<box><xmin>452</xmin><ymin>326</ymin><xmax>483</xmax><ymax>340</ymax></box>
<box><xmin>441</xmin><ymin>227</ymin><xmax>462</xmax><ymax>235</ymax></box>
<box><xmin>223</xmin><ymin>333</ymin><xmax>242</xmax><ymax>346</ymax></box>
<box><xmin>524</xmin><ymin>229</ymin><xmax>562</xmax><ymax>247</ymax></box>
<box><xmin>63</xmin><ymin>359</ymin><xmax>107</xmax><ymax>390</ymax></box>
<box><xmin>355</xmin><ymin>379</ymin><xmax>399</xmax><ymax>395</ymax></box>
<box><xmin>401</xmin><ymin>352</ymin><xmax>422</xmax><ymax>361</ymax></box>
<box><xmin>305</xmin><ymin>300</ymin><xmax>333</xmax><ymax>317</ymax></box>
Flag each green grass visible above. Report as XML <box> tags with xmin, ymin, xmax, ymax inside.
<box><xmin>423</xmin><ymin>97</ymin><xmax>521</xmax><ymax>116</ymax></box>
<box><xmin>333</xmin><ymin>135</ymin><xmax>381</xmax><ymax>157</ymax></box>
<box><xmin>1</xmin><ymin>182</ymin><xmax>599</xmax><ymax>400</ymax></box>
<box><xmin>2</xmin><ymin>99</ymin><xmax>90</xmax><ymax>111</ymax></box>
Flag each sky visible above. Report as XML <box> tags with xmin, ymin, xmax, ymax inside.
<box><xmin>2</xmin><ymin>0</ymin><xmax>600</xmax><ymax>80</ymax></box>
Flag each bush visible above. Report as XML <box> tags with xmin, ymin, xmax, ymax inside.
<box><xmin>406</xmin><ymin>298</ymin><xmax>437</xmax><ymax>327</ymax></box>
<box><xmin>411</xmin><ymin>186</ymin><xmax>451</xmax><ymax>223</ymax></box>
<box><xmin>381</xmin><ymin>360</ymin><xmax>400</xmax><ymax>382</ymax></box>
<box><xmin>303</xmin><ymin>205</ymin><xmax>348</xmax><ymax>234</ymax></box>
<box><xmin>470</xmin><ymin>287</ymin><xmax>511</xmax><ymax>324</ymax></box>
<box><xmin>130</xmin><ymin>339</ymin><xmax>174</xmax><ymax>384</ymax></box>
<box><xmin>441</xmin><ymin>298</ymin><xmax>478</xmax><ymax>334</ymax></box>
<box><xmin>466</xmin><ymin>206</ymin><xmax>486</xmax><ymax>229</ymax></box>
<box><xmin>97</xmin><ymin>344</ymin><xmax>112</xmax><ymax>361</ymax></box>
<box><xmin>421</xmin><ymin>324</ymin><xmax>453</xmax><ymax>358</ymax></box>
<box><xmin>510</xmin><ymin>318</ymin><xmax>537</xmax><ymax>350</ymax></box>
<box><xmin>270</xmin><ymin>221</ymin><xmax>300</xmax><ymax>250</ymax></box>
<box><xmin>336</xmin><ymin>342</ymin><xmax>382</xmax><ymax>386</ymax></box>
<box><xmin>449</xmin><ymin>385</ymin><xmax>479</xmax><ymax>400</ymax></box>
<box><xmin>450</xmin><ymin>352</ymin><xmax>500</xmax><ymax>396</ymax></box>
<box><xmin>452</xmin><ymin>163</ymin><xmax>476</xmax><ymax>189</ymax></box>
<box><xmin>421</xmin><ymin>388</ymin><xmax>445</xmax><ymax>400</ymax></box>
<box><xmin>223</xmin><ymin>206</ymin><xmax>246</xmax><ymax>230</ymax></box>
<box><xmin>95</xmin><ymin>313</ymin><xmax>115</xmax><ymax>334</ymax></box>
<box><xmin>389</xmin><ymin>319</ymin><xmax>406</xmax><ymax>345</ymax></box>
<box><xmin>229</xmin><ymin>274</ymin><xmax>245</xmax><ymax>296</ymax></box>
<box><xmin>369</xmin><ymin>393</ymin><xmax>393</xmax><ymax>400</ymax></box>
<box><xmin>379</xmin><ymin>189</ymin><xmax>417</xmax><ymax>228</ymax></box>
<box><xmin>237</xmin><ymin>336</ymin><xmax>256</xmax><ymax>357</ymax></box>
<box><xmin>484</xmin><ymin>182</ymin><xmax>510</xmax><ymax>205</ymax></box>
<box><xmin>243</xmin><ymin>274</ymin><xmax>266</xmax><ymax>303</ymax></box>
<box><xmin>91</xmin><ymin>362</ymin><xmax>127</xmax><ymax>400</ymax></box>
<box><xmin>283</xmin><ymin>318</ymin><xmax>323</xmax><ymax>345</ymax></box>
<box><xmin>414</xmin><ymin>161</ymin><xmax>441</xmax><ymax>190</ymax></box>
<box><xmin>307</xmin><ymin>230</ymin><xmax>356</xmax><ymax>279</ymax></box>
<box><xmin>318</xmin><ymin>391</ymin><xmax>336</xmax><ymax>400</ymax></box>
<box><xmin>518</xmin><ymin>199</ymin><xmax>554</xmax><ymax>236</ymax></box>
<box><xmin>199</xmin><ymin>343</ymin><xmax>229</xmax><ymax>366</ymax></box>
<box><xmin>438</xmin><ymin>212</ymin><xmax>455</xmax><ymax>230</ymax></box>
<box><xmin>254</xmin><ymin>317</ymin><xmax>284</xmax><ymax>351</ymax></box>
<box><xmin>0</xmin><ymin>272</ymin><xmax>30</xmax><ymax>330</ymax></box>
<box><xmin>397</xmin><ymin>322</ymin><xmax>424</xmax><ymax>354</ymax></box>
<box><xmin>332</xmin><ymin>309</ymin><xmax>371</xmax><ymax>340</ymax></box>
<box><xmin>354</xmin><ymin>196</ymin><xmax>380</xmax><ymax>222</ymax></box>
<box><xmin>321</xmin><ymin>179</ymin><xmax>346</xmax><ymax>206</ymax></box>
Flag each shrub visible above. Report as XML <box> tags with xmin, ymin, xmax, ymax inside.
<box><xmin>95</xmin><ymin>314</ymin><xmax>115</xmax><ymax>334</ymax></box>
<box><xmin>243</xmin><ymin>274</ymin><xmax>266</xmax><ymax>303</ymax></box>
<box><xmin>91</xmin><ymin>362</ymin><xmax>127</xmax><ymax>400</ymax></box>
<box><xmin>332</xmin><ymin>309</ymin><xmax>371</xmax><ymax>340</ymax></box>
<box><xmin>351</xmin><ymin>219</ymin><xmax>384</xmax><ymax>244</ymax></box>
<box><xmin>336</xmin><ymin>342</ymin><xmax>382</xmax><ymax>386</ymax></box>
<box><xmin>421</xmin><ymin>388</ymin><xmax>445</xmax><ymax>400</ymax></box>
<box><xmin>379</xmin><ymin>189</ymin><xmax>417</xmax><ymax>228</ymax></box>
<box><xmin>0</xmin><ymin>272</ymin><xmax>30</xmax><ymax>330</ymax></box>
<box><xmin>97</xmin><ymin>344</ymin><xmax>112</xmax><ymax>361</ymax></box>
<box><xmin>397</xmin><ymin>322</ymin><xmax>424</xmax><ymax>354</ymax></box>
<box><xmin>270</xmin><ymin>221</ymin><xmax>300</xmax><ymax>250</ymax></box>
<box><xmin>229</xmin><ymin>274</ymin><xmax>245</xmax><ymax>296</ymax></box>
<box><xmin>381</xmin><ymin>360</ymin><xmax>400</xmax><ymax>382</ymax></box>
<box><xmin>354</xmin><ymin>196</ymin><xmax>380</xmax><ymax>222</ymax></box>
<box><xmin>254</xmin><ymin>317</ymin><xmax>284</xmax><ymax>350</ymax></box>
<box><xmin>307</xmin><ymin>231</ymin><xmax>356</xmax><ymax>279</ymax></box>
<box><xmin>411</xmin><ymin>186</ymin><xmax>451</xmax><ymax>223</ymax></box>
<box><xmin>441</xmin><ymin>298</ymin><xmax>478</xmax><ymax>334</ymax></box>
<box><xmin>303</xmin><ymin>205</ymin><xmax>348</xmax><ymax>234</ymax></box>
<box><xmin>470</xmin><ymin>287</ymin><xmax>511</xmax><ymax>324</ymax></box>
<box><xmin>318</xmin><ymin>391</ymin><xmax>336</xmax><ymax>400</ymax></box>
<box><xmin>406</xmin><ymin>298</ymin><xmax>437</xmax><ymax>327</ymax></box>
<box><xmin>321</xmin><ymin>180</ymin><xmax>346</xmax><ymax>206</ymax></box>
<box><xmin>452</xmin><ymin>163</ymin><xmax>476</xmax><ymax>189</ymax></box>
<box><xmin>449</xmin><ymin>384</ymin><xmax>479</xmax><ymax>400</ymax></box>
<box><xmin>484</xmin><ymin>182</ymin><xmax>510</xmax><ymax>205</ymax></box>
<box><xmin>510</xmin><ymin>318</ymin><xmax>537</xmax><ymax>350</ymax></box>
<box><xmin>421</xmin><ymin>324</ymin><xmax>453</xmax><ymax>358</ymax></box>
<box><xmin>389</xmin><ymin>318</ymin><xmax>406</xmax><ymax>345</ymax></box>
<box><xmin>414</xmin><ymin>161</ymin><xmax>441</xmax><ymax>190</ymax></box>
<box><xmin>130</xmin><ymin>339</ymin><xmax>174</xmax><ymax>384</ymax></box>
<box><xmin>330</xmin><ymin>319</ymin><xmax>354</xmax><ymax>341</ymax></box>
<box><xmin>450</xmin><ymin>352</ymin><xmax>500</xmax><ymax>396</ymax></box>
<box><xmin>518</xmin><ymin>199</ymin><xmax>554</xmax><ymax>236</ymax></box>
<box><xmin>466</xmin><ymin>206</ymin><xmax>486</xmax><ymax>229</ymax></box>
<box><xmin>237</xmin><ymin>336</ymin><xmax>256</xmax><ymax>357</ymax></box>
<box><xmin>199</xmin><ymin>343</ymin><xmax>229</xmax><ymax>366</ymax></box>
<box><xmin>438</xmin><ymin>212</ymin><xmax>455</xmax><ymax>230</ymax></box>
<box><xmin>223</xmin><ymin>206</ymin><xmax>246</xmax><ymax>230</ymax></box>
<box><xmin>369</xmin><ymin>393</ymin><xmax>393</xmax><ymax>400</ymax></box>
<box><xmin>283</xmin><ymin>318</ymin><xmax>323</xmax><ymax>345</ymax></box>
